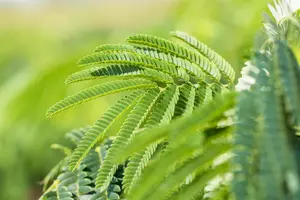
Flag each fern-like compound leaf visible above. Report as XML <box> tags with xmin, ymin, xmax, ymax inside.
<box><xmin>144</xmin><ymin>84</ymin><xmax>180</xmax><ymax>127</ymax></box>
<box><xmin>46</xmin><ymin>79</ymin><xmax>156</xmax><ymax>118</ymax></box>
<box><xmin>69</xmin><ymin>91</ymin><xmax>143</xmax><ymax>171</ymax></box>
<box><xmin>113</xmin><ymin>91</ymin><xmax>235</xmax><ymax>164</ymax></box>
<box><xmin>42</xmin><ymin>186</ymin><xmax>73</xmax><ymax>200</ymax></box>
<box><xmin>135</xmin><ymin>48</ymin><xmax>205</xmax><ymax>81</ymax></box>
<box><xmin>95</xmin><ymin>89</ymin><xmax>161</xmax><ymax>191</ymax></box>
<box><xmin>173</xmin><ymin>84</ymin><xmax>195</xmax><ymax>118</ymax></box>
<box><xmin>123</xmin><ymin>143</ymin><xmax>158</xmax><ymax>194</ymax></box>
<box><xmin>122</xmin><ymin>85</ymin><xmax>180</xmax><ymax>193</ymax></box>
<box><xmin>65</xmin><ymin>64</ymin><xmax>174</xmax><ymax>84</ymax></box>
<box><xmin>127</xmin><ymin>34</ymin><xmax>223</xmax><ymax>82</ymax></box>
<box><xmin>77</xmin><ymin>51</ymin><xmax>190</xmax><ymax>82</ymax></box>
<box><xmin>170</xmin><ymin>162</ymin><xmax>229</xmax><ymax>200</ymax></box>
<box><xmin>126</xmin><ymin>141</ymin><xmax>203</xmax><ymax>200</ymax></box>
<box><xmin>143</xmin><ymin>143</ymin><xmax>231</xmax><ymax>200</ymax></box>
<box><xmin>171</xmin><ymin>31</ymin><xmax>235</xmax><ymax>83</ymax></box>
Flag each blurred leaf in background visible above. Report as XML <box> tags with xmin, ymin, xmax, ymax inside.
<box><xmin>0</xmin><ymin>0</ymin><xmax>271</xmax><ymax>199</ymax></box>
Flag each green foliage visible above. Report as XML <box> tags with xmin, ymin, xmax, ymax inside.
<box><xmin>1</xmin><ymin>1</ymin><xmax>269</xmax><ymax>198</ymax></box>
<box><xmin>170</xmin><ymin>31</ymin><xmax>235</xmax><ymax>83</ymax></box>
<box><xmin>113</xmin><ymin>92</ymin><xmax>235</xmax><ymax>200</ymax></box>
<box><xmin>232</xmin><ymin>7</ymin><xmax>300</xmax><ymax>198</ymax></box>
<box><xmin>42</xmin><ymin>31</ymin><xmax>234</xmax><ymax>199</ymax></box>
<box><xmin>40</xmin><ymin>128</ymin><xmax>122</xmax><ymax>200</ymax></box>
<box><xmin>41</xmin><ymin>1</ymin><xmax>300</xmax><ymax>200</ymax></box>
<box><xmin>233</xmin><ymin>39</ymin><xmax>300</xmax><ymax>200</ymax></box>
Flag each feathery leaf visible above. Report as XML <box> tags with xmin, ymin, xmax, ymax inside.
<box><xmin>77</xmin><ymin>51</ymin><xmax>190</xmax><ymax>81</ymax></box>
<box><xmin>171</xmin><ymin>31</ymin><xmax>235</xmax><ymax>83</ymax></box>
<box><xmin>46</xmin><ymin>79</ymin><xmax>156</xmax><ymax>118</ymax></box>
<box><xmin>95</xmin><ymin>89</ymin><xmax>161</xmax><ymax>191</ymax></box>
<box><xmin>69</xmin><ymin>91</ymin><xmax>143</xmax><ymax>171</ymax></box>
<box><xmin>65</xmin><ymin>64</ymin><xmax>173</xmax><ymax>85</ymax></box>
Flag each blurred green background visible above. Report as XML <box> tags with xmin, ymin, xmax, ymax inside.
<box><xmin>0</xmin><ymin>0</ymin><xmax>269</xmax><ymax>199</ymax></box>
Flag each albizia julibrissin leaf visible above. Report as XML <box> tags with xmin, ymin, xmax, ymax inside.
<box><xmin>46</xmin><ymin>79</ymin><xmax>156</xmax><ymax>118</ymax></box>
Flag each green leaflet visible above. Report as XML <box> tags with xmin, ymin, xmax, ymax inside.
<box><xmin>95</xmin><ymin>89</ymin><xmax>161</xmax><ymax>191</ymax></box>
<box><xmin>140</xmin><ymin>143</ymin><xmax>231</xmax><ymax>200</ymax></box>
<box><xmin>135</xmin><ymin>48</ymin><xmax>205</xmax><ymax>81</ymax></box>
<box><xmin>170</xmin><ymin>162</ymin><xmax>229</xmax><ymax>200</ymax></box>
<box><xmin>171</xmin><ymin>31</ymin><xmax>235</xmax><ymax>83</ymax></box>
<box><xmin>42</xmin><ymin>186</ymin><xmax>73</xmax><ymax>200</ymax></box>
<box><xmin>122</xmin><ymin>85</ymin><xmax>180</xmax><ymax>193</ymax></box>
<box><xmin>46</xmin><ymin>79</ymin><xmax>156</xmax><ymax>118</ymax></box>
<box><xmin>173</xmin><ymin>84</ymin><xmax>195</xmax><ymax>118</ymax></box>
<box><xmin>128</xmin><ymin>34</ymin><xmax>222</xmax><ymax>82</ymax></box>
<box><xmin>113</xmin><ymin>91</ymin><xmax>235</xmax><ymax>164</ymax></box>
<box><xmin>41</xmin><ymin>136</ymin><xmax>121</xmax><ymax>200</ymax></box>
<box><xmin>143</xmin><ymin>84</ymin><xmax>180</xmax><ymax>127</ymax></box>
<box><xmin>127</xmin><ymin>142</ymin><xmax>199</xmax><ymax>200</ymax></box>
<box><xmin>41</xmin><ymin>167</ymin><xmax>94</xmax><ymax>200</ymax></box>
<box><xmin>65</xmin><ymin>64</ymin><xmax>174</xmax><ymax>85</ymax></box>
<box><xmin>69</xmin><ymin>91</ymin><xmax>143</xmax><ymax>171</ymax></box>
<box><xmin>77</xmin><ymin>51</ymin><xmax>190</xmax><ymax>82</ymax></box>
<box><xmin>194</xmin><ymin>82</ymin><xmax>213</xmax><ymax>108</ymax></box>
<box><xmin>123</xmin><ymin>143</ymin><xmax>158</xmax><ymax>194</ymax></box>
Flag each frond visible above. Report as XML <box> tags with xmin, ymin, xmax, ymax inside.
<box><xmin>95</xmin><ymin>89</ymin><xmax>161</xmax><ymax>191</ymax></box>
<box><xmin>127</xmin><ymin>34</ymin><xmax>222</xmax><ymax>82</ymax></box>
<box><xmin>126</xmin><ymin>122</ymin><xmax>232</xmax><ymax>200</ymax></box>
<box><xmin>41</xmin><ymin>138</ymin><xmax>121</xmax><ymax>200</ymax></box>
<box><xmin>193</xmin><ymin>82</ymin><xmax>214</xmax><ymax>109</ymax></box>
<box><xmin>69</xmin><ymin>91</ymin><xmax>143</xmax><ymax>171</ymax></box>
<box><xmin>46</xmin><ymin>79</ymin><xmax>156</xmax><ymax>118</ymax></box>
<box><xmin>41</xmin><ymin>186</ymin><xmax>73</xmax><ymax>200</ymax></box>
<box><xmin>121</xmin><ymin>85</ymin><xmax>180</xmax><ymax>193</ymax></box>
<box><xmin>173</xmin><ymin>83</ymin><xmax>195</xmax><ymax>118</ymax></box>
<box><xmin>42</xmin><ymin>167</ymin><xmax>93</xmax><ymax>199</ymax></box>
<box><xmin>169</xmin><ymin>162</ymin><xmax>230</xmax><ymax>200</ymax></box>
<box><xmin>43</xmin><ymin>30</ymin><xmax>237</xmax><ymax>200</ymax></box>
<box><xmin>65</xmin><ymin>64</ymin><xmax>174</xmax><ymax>85</ymax></box>
<box><xmin>135</xmin><ymin>48</ymin><xmax>205</xmax><ymax>81</ymax></box>
<box><xmin>77</xmin><ymin>51</ymin><xmax>190</xmax><ymax>82</ymax></box>
<box><xmin>171</xmin><ymin>31</ymin><xmax>235</xmax><ymax>83</ymax></box>
<box><xmin>143</xmin><ymin>84</ymin><xmax>180</xmax><ymax>128</ymax></box>
<box><xmin>112</xmin><ymin>91</ymin><xmax>236</xmax><ymax>165</ymax></box>
<box><xmin>122</xmin><ymin>143</ymin><xmax>158</xmax><ymax>194</ymax></box>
